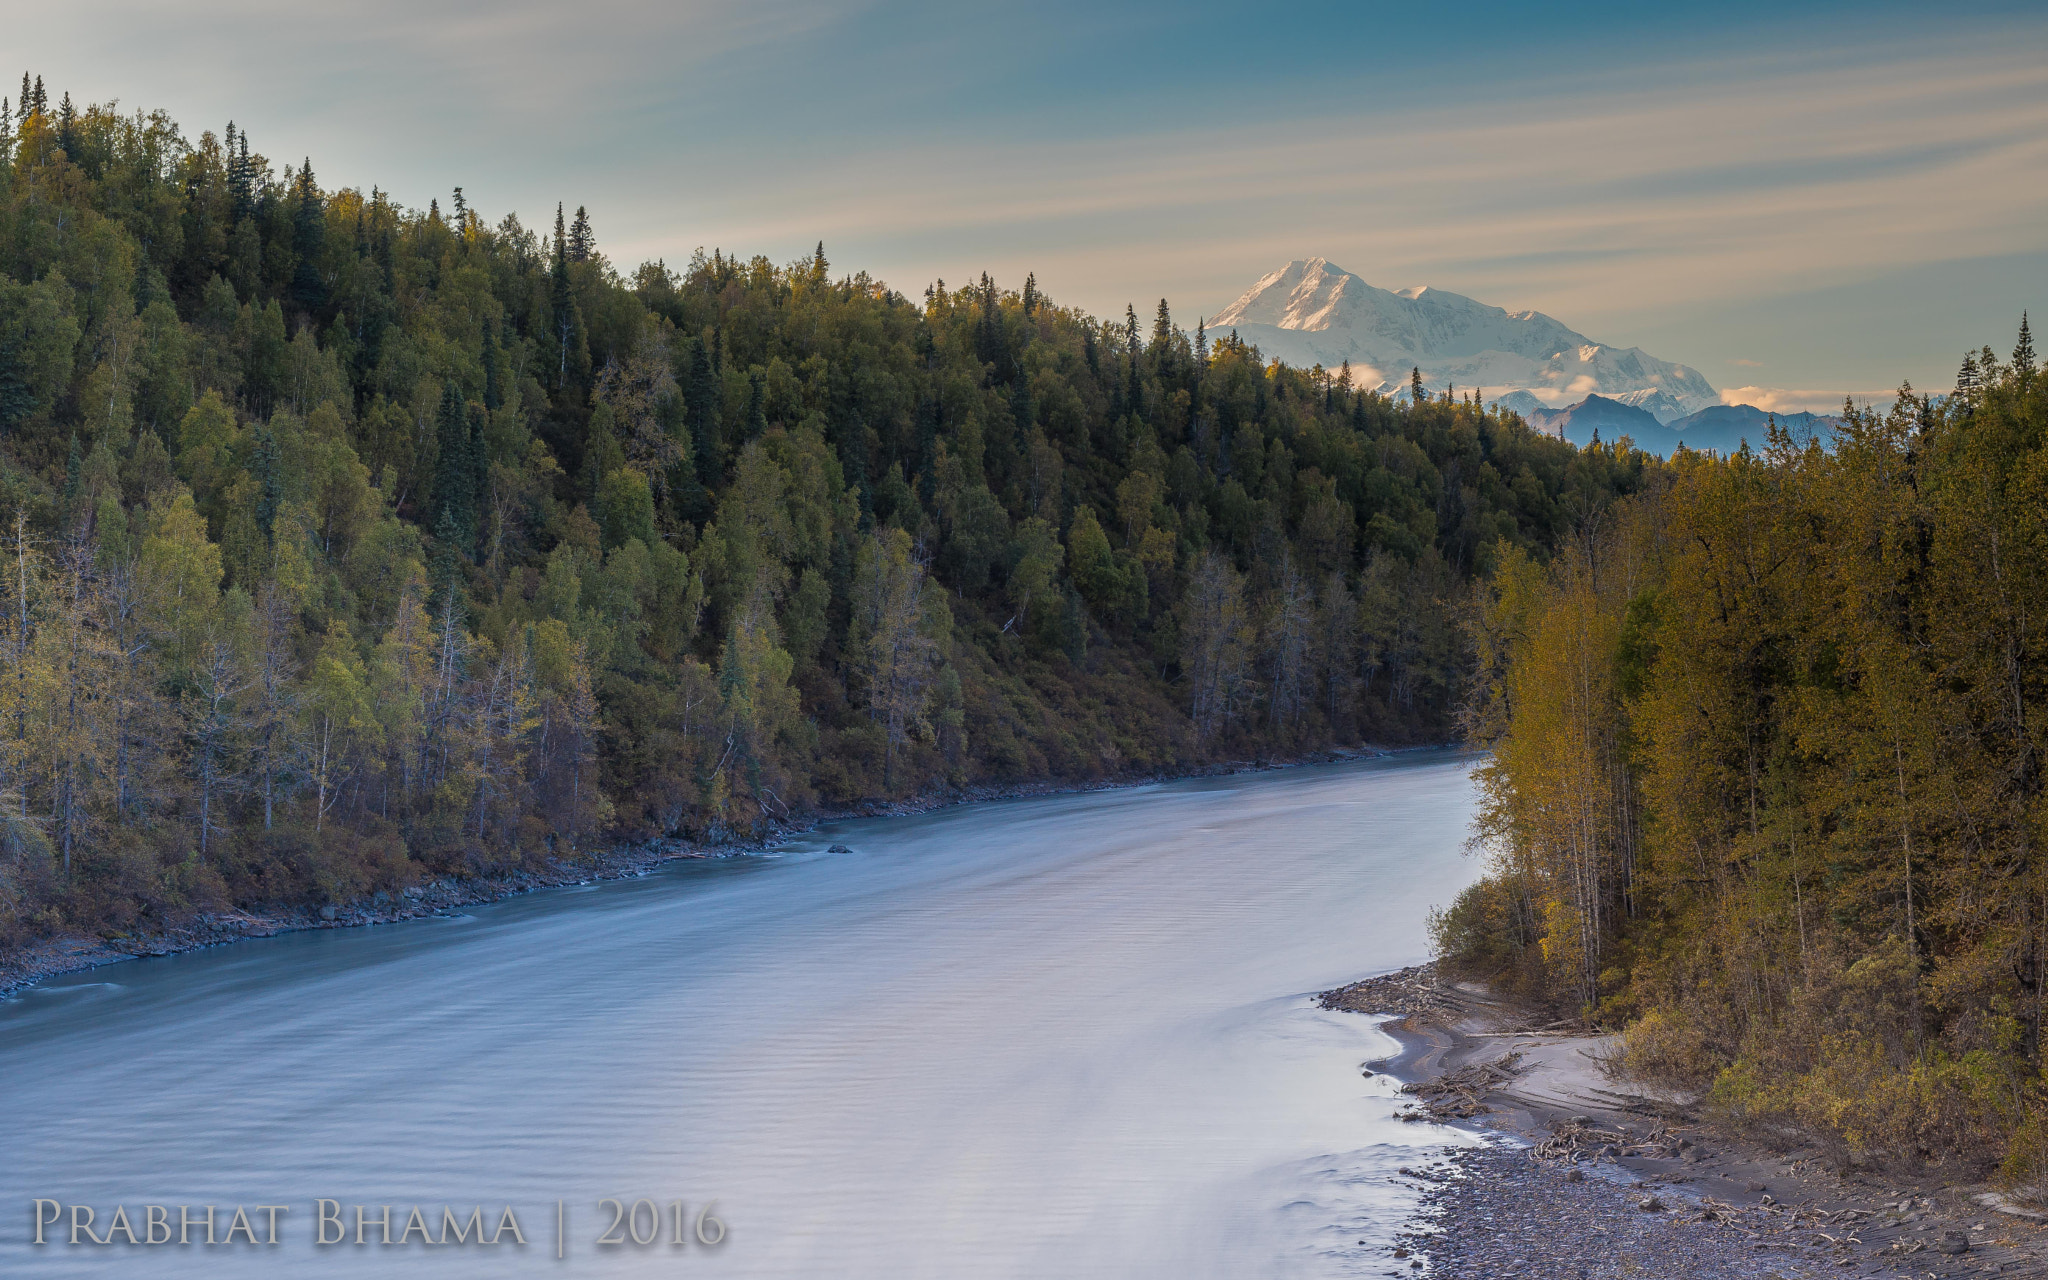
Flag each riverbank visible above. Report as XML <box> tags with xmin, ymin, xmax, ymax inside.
<box><xmin>1326</xmin><ymin>965</ymin><xmax>2048</xmax><ymax>1278</ymax></box>
<box><xmin>0</xmin><ymin>746</ymin><xmax>1403</xmax><ymax>1000</ymax></box>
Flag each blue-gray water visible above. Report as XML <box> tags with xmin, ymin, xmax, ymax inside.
<box><xmin>1</xmin><ymin>752</ymin><xmax>1481</xmax><ymax>1277</ymax></box>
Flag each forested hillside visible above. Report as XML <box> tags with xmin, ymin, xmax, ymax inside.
<box><xmin>0</xmin><ymin>79</ymin><xmax>1633</xmax><ymax>946</ymax></box>
<box><xmin>1443</xmin><ymin>328</ymin><xmax>2048</xmax><ymax>1179</ymax></box>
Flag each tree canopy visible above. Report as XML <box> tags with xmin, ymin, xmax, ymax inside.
<box><xmin>0</xmin><ymin>79</ymin><xmax>1635</xmax><ymax>947</ymax></box>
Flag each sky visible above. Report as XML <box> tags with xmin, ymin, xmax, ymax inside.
<box><xmin>16</xmin><ymin>0</ymin><xmax>2048</xmax><ymax>412</ymax></box>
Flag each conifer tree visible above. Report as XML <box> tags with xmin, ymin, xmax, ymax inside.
<box><xmin>568</xmin><ymin>205</ymin><xmax>592</xmax><ymax>262</ymax></box>
<box><xmin>745</xmin><ymin>370</ymin><xmax>767</xmax><ymax>443</ymax></box>
<box><xmin>547</xmin><ymin>205</ymin><xmax>587</xmax><ymax>390</ymax></box>
<box><xmin>1022</xmin><ymin>272</ymin><xmax>1038</xmax><ymax>317</ymax></box>
<box><xmin>481</xmin><ymin>317</ymin><xmax>502</xmax><ymax>411</ymax></box>
<box><xmin>288</xmin><ymin>160</ymin><xmax>326</xmax><ymax>314</ymax></box>
<box><xmin>430</xmin><ymin>381</ymin><xmax>477</xmax><ymax>555</ymax></box>
<box><xmin>55</xmin><ymin>91</ymin><xmax>75</xmax><ymax>157</ymax></box>
<box><xmin>232</xmin><ymin>129</ymin><xmax>254</xmax><ymax>222</ymax></box>
<box><xmin>2016</xmin><ymin>312</ymin><xmax>2036</xmax><ymax>379</ymax></box>
<box><xmin>686</xmin><ymin>337</ymin><xmax>720</xmax><ymax>483</ymax></box>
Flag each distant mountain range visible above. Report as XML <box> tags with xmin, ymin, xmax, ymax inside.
<box><xmin>1210</xmin><ymin>258</ymin><xmax>1720</xmax><ymax>418</ymax></box>
<box><xmin>1511</xmin><ymin>394</ymin><xmax>1840</xmax><ymax>457</ymax></box>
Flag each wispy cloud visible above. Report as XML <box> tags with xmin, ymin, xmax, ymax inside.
<box><xmin>17</xmin><ymin>3</ymin><xmax>2045</xmax><ymax>396</ymax></box>
<box><xmin>1721</xmin><ymin>386</ymin><xmax>1895</xmax><ymax>415</ymax></box>
<box><xmin>676</xmin><ymin>41</ymin><xmax>2045</xmax><ymax>312</ymax></box>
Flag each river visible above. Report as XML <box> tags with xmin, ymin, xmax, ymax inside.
<box><xmin>1</xmin><ymin>751</ymin><xmax>1482</xmax><ymax>1277</ymax></box>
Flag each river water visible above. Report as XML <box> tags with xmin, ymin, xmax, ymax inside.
<box><xmin>1</xmin><ymin>752</ymin><xmax>1481</xmax><ymax>1277</ymax></box>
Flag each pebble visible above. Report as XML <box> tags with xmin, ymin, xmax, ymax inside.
<box><xmin>1393</xmin><ymin>1146</ymin><xmax>1830</xmax><ymax>1278</ymax></box>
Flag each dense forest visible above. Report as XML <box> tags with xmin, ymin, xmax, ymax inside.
<box><xmin>0</xmin><ymin>80</ymin><xmax>1635</xmax><ymax>948</ymax></box>
<box><xmin>1442</xmin><ymin>327</ymin><xmax>2048</xmax><ymax>1181</ymax></box>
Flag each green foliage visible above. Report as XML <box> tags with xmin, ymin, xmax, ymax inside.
<box><xmin>0</xmin><ymin>83</ymin><xmax>1622</xmax><ymax>950</ymax></box>
<box><xmin>1457</xmin><ymin>345</ymin><xmax>2048</xmax><ymax>1176</ymax></box>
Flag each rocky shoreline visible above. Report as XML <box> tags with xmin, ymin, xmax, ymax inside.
<box><xmin>1</xmin><ymin>746</ymin><xmax>1401</xmax><ymax>1001</ymax></box>
<box><xmin>1326</xmin><ymin>965</ymin><xmax>2048</xmax><ymax>1278</ymax></box>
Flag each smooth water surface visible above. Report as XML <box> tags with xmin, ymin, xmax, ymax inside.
<box><xmin>1</xmin><ymin>752</ymin><xmax>1482</xmax><ymax>1277</ymax></box>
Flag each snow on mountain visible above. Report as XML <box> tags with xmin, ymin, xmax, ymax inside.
<box><xmin>1494</xmin><ymin>390</ymin><xmax>1552</xmax><ymax>419</ymax></box>
<box><xmin>1208</xmin><ymin>258</ymin><xmax>1719</xmax><ymax>415</ymax></box>
<box><xmin>1607</xmin><ymin>388</ymin><xmax>1695</xmax><ymax>425</ymax></box>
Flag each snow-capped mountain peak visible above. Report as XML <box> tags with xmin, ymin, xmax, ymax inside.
<box><xmin>1208</xmin><ymin>259</ymin><xmax>1718</xmax><ymax>419</ymax></box>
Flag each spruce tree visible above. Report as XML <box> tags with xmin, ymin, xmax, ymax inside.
<box><xmin>1410</xmin><ymin>366</ymin><xmax>1424</xmax><ymax>405</ymax></box>
<box><xmin>430</xmin><ymin>381</ymin><xmax>477</xmax><ymax>554</ymax></box>
<box><xmin>481</xmin><ymin>317</ymin><xmax>502</xmax><ymax>411</ymax></box>
<box><xmin>835</xmin><ymin>406</ymin><xmax>871</xmax><ymax>515</ymax></box>
<box><xmin>686</xmin><ymin>337</ymin><xmax>720</xmax><ymax>483</ymax></box>
<box><xmin>2016</xmin><ymin>312</ymin><xmax>2036</xmax><ymax>378</ymax></box>
<box><xmin>233</xmin><ymin>131</ymin><xmax>253</xmax><ymax>221</ymax></box>
<box><xmin>1956</xmin><ymin>351</ymin><xmax>1979</xmax><ymax>406</ymax></box>
<box><xmin>568</xmin><ymin>205</ymin><xmax>592</xmax><ymax>262</ymax></box>
<box><xmin>548</xmin><ymin>205</ymin><xmax>586</xmax><ymax>391</ymax></box>
<box><xmin>1022</xmin><ymin>272</ymin><xmax>1038</xmax><ymax>317</ymax></box>
<box><xmin>55</xmin><ymin>91</ymin><xmax>75</xmax><ymax>157</ymax></box>
<box><xmin>289</xmin><ymin>159</ymin><xmax>326</xmax><ymax>314</ymax></box>
<box><xmin>745</xmin><ymin>371</ymin><xmax>767</xmax><ymax>442</ymax></box>
<box><xmin>976</xmin><ymin>275</ymin><xmax>1002</xmax><ymax>372</ymax></box>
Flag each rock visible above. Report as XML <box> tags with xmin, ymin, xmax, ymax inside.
<box><xmin>1934</xmin><ymin>1230</ymin><xmax>1969</xmax><ymax>1255</ymax></box>
<box><xmin>1566</xmin><ymin>1169</ymin><xmax>1585</xmax><ymax>1183</ymax></box>
<box><xmin>318</xmin><ymin>905</ymin><xmax>337</xmax><ymax>921</ymax></box>
<box><xmin>1392</xmin><ymin>1247</ymin><xmax>1410</xmax><ymax>1258</ymax></box>
<box><xmin>828</xmin><ymin>844</ymin><xmax>853</xmax><ymax>854</ymax></box>
<box><xmin>1638</xmin><ymin>1196</ymin><xmax>1665</xmax><ymax>1212</ymax></box>
<box><xmin>1742</xmin><ymin>1181</ymin><xmax>1766</xmax><ymax>1193</ymax></box>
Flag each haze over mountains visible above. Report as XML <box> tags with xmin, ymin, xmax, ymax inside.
<box><xmin>1209</xmin><ymin>258</ymin><xmax>1721</xmax><ymax>420</ymax></box>
<box><xmin>1513</xmin><ymin>395</ymin><xmax>1840</xmax><ymax>457</ymax></box>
